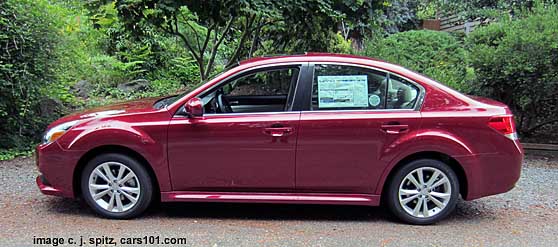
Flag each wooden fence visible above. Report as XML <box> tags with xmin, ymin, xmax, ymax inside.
<box><xmin>522</xmin><ymin>143</ymin><xmax>558</xmax><ymax>151</ymax></box>
<box><xmin>422</xmin><ymin>14</ymin><xmax>490</xmax><ymax>35</ymax></box>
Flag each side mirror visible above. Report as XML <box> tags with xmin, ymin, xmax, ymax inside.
<box><xmin>184</xmin><ymin>97</ymin><xmax>203</xmax><ymax>118</ymax></box>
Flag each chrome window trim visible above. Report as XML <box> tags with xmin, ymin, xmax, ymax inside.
<box><xmin>300</xmin><ymin>108</ymin><xmax>418</xmax><ymax>114</ymax></box>
<box><xmin>309</xmin><ymin>62</ymin><xmax>425</xmax><ymax>112</ymax></box>
<box><xmin>172</xmin><ymin>111</ymin><xmax>300</xmax><ymax>118</ymax></box>
<box><xmin>172</xmin><ymin>108</ymin><xmax>416</xmax><ymax>119</ymax></box>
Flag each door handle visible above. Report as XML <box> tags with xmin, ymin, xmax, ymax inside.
<box><xmin>380</xmin><ymin>124</ymin><xmax>409</xmax><ymax>134</ymax></box>
<box><xmin>263</xmin><ymin>127</ymin><xmax>293</xmax><ymax>137</ymax></box>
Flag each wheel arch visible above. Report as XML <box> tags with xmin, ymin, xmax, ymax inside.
<box><xmin>72</xmin><ymin>145</ymin><xmax>160</xmax><ymax>200</ymax></box>
<box><xmin>379</xmin><ymin>151</ymin><xmax>468</xmax><ymax>202</ymax></box>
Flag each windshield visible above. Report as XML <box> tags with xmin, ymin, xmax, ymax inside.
<box><xmin>152</xmin><ymin>70</ymin><xmax>228</xmax><ymax>109</ymax></box>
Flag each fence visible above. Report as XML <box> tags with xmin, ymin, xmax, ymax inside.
<box><xmin>422</xmin><ymin>15</ymin><xmax>490</xmax><ymax>35</ymax></box>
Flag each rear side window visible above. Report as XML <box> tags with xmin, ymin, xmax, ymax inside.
<box><xmin>386</xmin><ymin>75</ymin><xmax>420</xmax><ymax>109</ymax></box>
<box><xmin>311</xmin><ymin>64</ymin><xmax>387</xmax><ymax>110</ymax></box>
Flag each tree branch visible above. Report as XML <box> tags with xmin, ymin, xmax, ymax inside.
<box><xmin>226</xmin><ymin>14</ymin><xmax>256</xmax><ymax>68</ymax></box>
<box><xmin>170</xmin><ymin>15</ymin><xmax>206</xmax><ymax>80</ymax></box>
<box><xmin>204</xmin><ymin>16</ymin><xmax>235</xmax><ymax>79</ymax></box>
<box><xmin>201</xmin><ymin>23</ymin><xmax>216</xmax><ymax>58</ymax></box>
<box><xmin>248</xmin><ymin>16</ymin><xmax>264</xmax><ymax>58</ymax></box>
<box><xmin>180</xmin><ymin>10</ymin><xmax>202</xmax><ymax>51</ymax></box>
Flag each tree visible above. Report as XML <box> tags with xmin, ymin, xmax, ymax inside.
<box><xmin>416</xmin><ymin>0</ymin><xmax>557</xmax><ymax>20</ymax></box>
<box><xmin>113</xmin><ymin>0</ymin><xmax>401</xmax><ymax>81</ymax></box>
<box><xmin>113</xmin><ymin>0</ymin><xmax>272</xmax><ymax>81</ymax></box>
<box><xmin>0</xmin><ymin>0</ymin><xmax>65</xmax><ymax>148</ymax></box>
<box><xmin>362</xmin><ymin>30</ymin><xmax>467</xmax><ymax>90</ymax></box>
<box><xmin>466</xmin><ymin>5</ymin><xmax>558</xmax><ymax>136</ymax></box>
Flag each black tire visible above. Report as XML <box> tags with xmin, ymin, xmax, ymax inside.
<box><xmin>80</xmin><ymin>153</ymin><xmax>153</xmax><ymax>219</ymax></box>
<box><xmin>385</xmin><ymin>159</ymin><xmax>459</xmax><ymax>225</ymax></box>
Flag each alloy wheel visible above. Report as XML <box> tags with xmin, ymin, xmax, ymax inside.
<box><xmin>88</xmin><ymin>162</ymin><xmax>141</xmax><ymax>213</ymax></box>
<box><xmin>398</xmin><ymin>167</ymin><xmax>451</xmax><ymax>218</ymax></box>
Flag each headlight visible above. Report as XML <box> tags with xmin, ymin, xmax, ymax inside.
<box><xmin>42</xmin><ymin>120</ymin><xmax>79</xmax><ymax>144</ymax></box>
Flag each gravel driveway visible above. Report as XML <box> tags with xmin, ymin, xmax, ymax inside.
<box><xmin>1</xmin><ymin>153</ymin><xmax>557</xmax><ymax>247</ymax></box>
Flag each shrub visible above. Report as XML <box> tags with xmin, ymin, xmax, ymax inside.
<box><xmin>361</xmin><ymin>30</ymin><xmax>468</xmax><ymax>91</ymax></box>
<box><xmin>329</xmin><ymin>32</ymin><xmax>353</xmax><ymax>54</ymax></box>
<box><xmin>0</xmin><ymin>0</ymin><xmax>66</xmax><ymax>149</ymax></box>
<box><xmin>466</xmin><ymin>5</ymin><xmax>558</xmax><ymax>136</ymax></box>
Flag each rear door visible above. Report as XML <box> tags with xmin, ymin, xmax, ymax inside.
<box><xmin>295</xmin><ymin>63</ymin><xmax>423</xmax><ymax>194</ymax></box>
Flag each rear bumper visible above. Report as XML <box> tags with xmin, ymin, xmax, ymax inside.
<box><xmin>461</xmin><ymin>139</ymin><xmax>523</xmax><ymax>200</ymax></box>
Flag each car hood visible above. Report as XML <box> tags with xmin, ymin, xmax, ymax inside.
<box><xmin>48</xmin><ymin>97</ymin><xmax>163</xmax><ymax>128</ymax></box>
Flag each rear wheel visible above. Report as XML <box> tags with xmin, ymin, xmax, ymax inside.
<box><xmin>386</xmin><ymin>159</ymin><xmax>459</xmax><ymax>225</ymax></box>
<box><xmin>81</xmin><ymin>153</ymin><xmax>153</xmax><ymax>219</ymax></box>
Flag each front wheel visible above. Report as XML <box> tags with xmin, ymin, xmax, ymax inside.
<box><xmin>81</xmin><ymin>153</ymin><xmax>153</xmax><ymax>219</ymax></box>
<box><xmin>386</xmin><ymin>159</ymin><xmax>459</xmax><ymax>225</ymax></box>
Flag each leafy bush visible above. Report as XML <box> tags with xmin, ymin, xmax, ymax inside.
<box><xmin>329</xmin><ymin>32</ymin><xmax>353</xmax><ymax>54</ymax></box>
<box><xmin>361</xmin><ymin>30</ymin><xmax>469</xmax><ymax>91</ymax></box>
<box><xmin>0</xmin><ymin>147</ymin><xmax>34</xmax><ymax>161</ymax></box>
<box><xmin>466</xmin><ymin>5</ymin><xmax>558</xmax><ymax>136</ymax></box>
<box><xmin>0</xmin><ymin>0</ymin><xmax>66</xmax><ymax>149</ymax></box>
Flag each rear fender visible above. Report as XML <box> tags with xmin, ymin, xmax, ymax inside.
<box><xmin>375</xmin><ymin>130</ymin><xmax>475</xmax><ymax>195</ymax></box>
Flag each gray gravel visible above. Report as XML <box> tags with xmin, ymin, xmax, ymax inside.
<box><xmin>1</xmin><ymin>154</ymin><xmax>557</xmax><ymax>247</ymax></box>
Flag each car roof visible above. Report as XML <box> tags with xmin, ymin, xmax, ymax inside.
<box><xmin>238</xmin><ymin>52</ymin><xmax>385</xmax><ymax>66</ymax></box>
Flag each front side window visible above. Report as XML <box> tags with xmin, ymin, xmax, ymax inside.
<box><xmin>311</xmin><ymin>64</ymin><xmax>387</xmax><ymax>110</ymax></box>
<box><xmin>201</xmin><ymin>67</ymin><xmax>299</xmax><ymax>114</ymax></box>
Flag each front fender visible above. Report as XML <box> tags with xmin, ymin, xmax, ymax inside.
<box><xmin>57</xmin><ymin>118</ymin><xmax>172</xmax><ymax>192</ymax></box>
<box><xmin>63</xmin><ymin>120</ymin><xmax>156</xmax><ymax>150</ymax></box>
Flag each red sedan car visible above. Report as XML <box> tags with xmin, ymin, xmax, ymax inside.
<box><xmin>36</xmin><ymin>53</ymin><xmax>523</xmax><ymax>224</ymax></box>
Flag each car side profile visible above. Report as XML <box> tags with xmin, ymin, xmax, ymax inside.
<box><xmin>36</xmin><ymin>53</ymin><xmax>523</xmax><ymax>224</ymax></box>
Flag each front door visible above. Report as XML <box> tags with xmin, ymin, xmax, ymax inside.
<box><xmin>295</xmin><ymin>64</ymin><xmax>423</xmax><ymax>194</ymax></box>
<box><xmin>167</xmin><ymin>65</ymin><xmax>302</xmax><ymax>192</ymax></box>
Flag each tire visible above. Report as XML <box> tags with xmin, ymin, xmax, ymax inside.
<box><xmin>385</xmin><ymin>159</ymin><xmax>459</xmax><ymax>225</ymax></box>
<box><xmin>81</xmin><ymin>153</ymin><xmax>153</xmax><ymax>219</ymax></box>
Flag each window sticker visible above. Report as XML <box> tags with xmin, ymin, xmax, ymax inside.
<box><xmin>317</xmin><ymin>75</ymin><xmax>368</xmax><ymax>108</ymax></box>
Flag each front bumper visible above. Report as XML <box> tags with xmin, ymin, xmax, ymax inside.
<box><xmin>35</xmin><ymin>142</ymin><xmax>81</xmax><ymax>198</ymax></box>
<box><xmin>36</xmin><ymin>175</ymin><xmax>65</xmax><ymax>196</ymax></box>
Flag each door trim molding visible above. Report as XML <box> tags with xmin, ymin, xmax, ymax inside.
<box><xmin>161</xmin><ymin>191</ymin><xmax>380</xmax><ymax>206</ymax></box>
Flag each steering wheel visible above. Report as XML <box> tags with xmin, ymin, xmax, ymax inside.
<box><xmin>217</xmin><ymin>93</ymin><xmax>233</xmax><ymax>113</ymax></box>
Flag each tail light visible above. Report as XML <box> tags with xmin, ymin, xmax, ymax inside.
<box><xmin>488</xmin><ymin>115</ymin><xmax>517</xmax><ymax>140</ymax></box>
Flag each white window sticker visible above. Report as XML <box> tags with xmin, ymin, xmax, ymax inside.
<box><xmin>317</xmin><ymin>75</ymin><xmax>369</xmax><ymax>108</ymax></box>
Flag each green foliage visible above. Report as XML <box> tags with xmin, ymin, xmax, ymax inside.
<box><xmin>417</xmin><ymin>0</ymin><xmax>557</xmax><ymax>21</ymax></box>
<box><xmin>113</xmin><ymin>0</ymin><xmax>416</xmax><ymax>80</ymax></box>
<box><xmin>0</xmin><ymin>147</ymin><xmax>34</xmax><ymax>161</ymax></box>
<box><xmin>362</xmin><ymin>30</ymin><xmax>468</xmax><ymax>90</ymax></box>
<box><xmin>0</xmin><ymin>0</ymin><xmax>66</xmax><ymax>149</ymax></box>
<box><xmin>329</xmin><ymin>32</ymin><xmax>353</xmax><ymax>54</ymax></box>
<box><xmin>2</xmin><ymin>0</ymin><xmax>558</xmax><ymax>157</ymax></box>
<box><xmin>81</xmin><ymin>1</ymin><xmax>198</xmax><ymax>103</ymax></box>
<box><xmin>466</xmin><ymin>5</ymin><xmax>558</xmax><ymax>135</ymax></box>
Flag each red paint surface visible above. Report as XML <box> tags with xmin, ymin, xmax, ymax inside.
<box><xmin>36</xmin><ymin>53</ymin><xmax>523</xmax><ymax>205</ymax></box>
